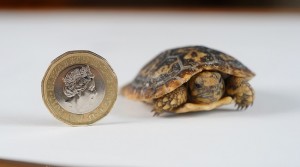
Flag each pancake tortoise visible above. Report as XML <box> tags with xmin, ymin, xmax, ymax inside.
<box><xmin>122</xmin><ymin>46</ymin><xmax>255</xmax><ymax>115</ymax></box>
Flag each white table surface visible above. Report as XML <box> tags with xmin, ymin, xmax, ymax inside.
<box><xmin>0</xmin><ymin>10</ymin><xmax>300</xmax><ymax>167</ymax></box>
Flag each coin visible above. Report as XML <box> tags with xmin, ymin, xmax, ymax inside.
<box><xmin>42</xmin><ymin>50</ymin><xmax>118</xmax><ymax>125</ymax></box>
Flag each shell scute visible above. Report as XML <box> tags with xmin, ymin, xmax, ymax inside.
<box><xmin>122</xmin><ymin>46</ymin><xmax>255</xmax><ymax>101</ymax></box>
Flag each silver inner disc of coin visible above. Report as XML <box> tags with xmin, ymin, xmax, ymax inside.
<box><xmin>54</xmin><ymin>64</ymin><xmax>105</xmax><ymax>114</ymax></box>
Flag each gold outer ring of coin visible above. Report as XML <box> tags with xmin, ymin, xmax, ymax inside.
<box><xmin>42</xmin><ymin>50</ymin><xmax>118</xmax><ymax>125</ymax></box>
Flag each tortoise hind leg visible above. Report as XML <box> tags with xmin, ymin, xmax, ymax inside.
<box><xmin>225</xmin><ymin>76</ymin><xmax>254</xmax><ymax>110</ymax></box>
<box><xmin>153</xmin><ymin>85</ymin><xmax>187</xmax><ymax>116</ymax></box>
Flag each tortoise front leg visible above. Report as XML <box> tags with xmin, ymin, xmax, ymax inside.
<box><xmin>225</xmin><ymin>76</ymin><xmax>254</xmax><ymax>110</ymax></box>
<box><xmin>153</xmin><ymin>85</ymin><xmax>187</xmax><ymax>116</ymax></box>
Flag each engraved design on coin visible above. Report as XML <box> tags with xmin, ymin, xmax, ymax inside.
<box><xmin>54</xmin><ymin>64</ymin><xmax>105</xmax><ymax>115</ymax></box>
<box><xmin>42</xmin><ymin>50</ymin><xmax>118</xmax><ymax>125</ymax></box>
<box><xmin>63</xmin><ymin>65</ymin><xmax>96</xmax><ymax>99</ymax></box>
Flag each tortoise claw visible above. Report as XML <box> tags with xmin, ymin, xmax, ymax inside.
<box><xmin>152</xmin><ymin>109</ymin><xmax>162</xmax><ymax>117</ymax></box>
<box><xmin>236</xmin><ymin>104</ymin><xmax>250</xmax><ymax>111</ymax></box>
<box><xmin>153</xmin><ymin>112</ymin><xmax>161</xmax><ymax>117</ymax></box>
<box><xmin>238</xmin><ymin>106</ymin><xmax>242</xmax><ymax>110</ymax></box>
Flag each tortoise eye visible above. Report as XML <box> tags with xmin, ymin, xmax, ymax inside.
<box><xmin>195</xmin><ymin>83</ymin><xmax>202</xmax><ymax>89</ymax></box>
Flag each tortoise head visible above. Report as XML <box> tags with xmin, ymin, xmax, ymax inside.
<box><xmin>188</xmin><ymin>71</ymin><xmax>225</xmax><ymax>104</ymax></box>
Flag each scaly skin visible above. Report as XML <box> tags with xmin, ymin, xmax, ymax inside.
<box><xmin>153</xmin><ymin>85</ymin><xmax>187</xmax><ymax>116</ymax></box>
<box><xmin>152</xmin><ymin>72</ymin><xmax>254</xmax><ymax>115</ymax></box>
<box><xmin>226</xmin><ymin>76</ymin><xmax>254</xmax><ymax>110</ymax></box>
<box><xmin>152</xmin><ymin>71</ymin><xmax>226</xmax><ymax>115</ymax></box>
<box><xmin>188</xmin><ymin>71</ymin><xmax>225</xmax><ymax>104</ymax></box>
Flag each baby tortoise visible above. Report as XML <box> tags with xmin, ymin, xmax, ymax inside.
<box><xmin>122</xmin><ymin>46</ymin><xmax>255</xmax><ymax>115</ymax></box>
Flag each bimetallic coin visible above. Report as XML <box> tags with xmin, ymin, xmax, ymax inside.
<box><xmin>42</xmin><ymin>50</ymin><xmax>118</xmax><ymax>125</ymax></box>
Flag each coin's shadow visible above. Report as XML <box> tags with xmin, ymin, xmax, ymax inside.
<box><xmin>110</xmin><ymin>96</ymin><xmax>154</xmax><ymax>119</ymax></box>
<box><xmin>0</xmin><ymin>112</ymin><xmax>63</xmax><ymax>127</ymax></box>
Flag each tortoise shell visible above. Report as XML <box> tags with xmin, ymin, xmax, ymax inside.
<box><xmin>122</xmin><ymin>46</ymin><xmax>255</xmax><ymax>101</ymax></box>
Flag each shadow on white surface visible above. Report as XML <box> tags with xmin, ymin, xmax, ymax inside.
<box><xmin>121</xmin><ymin>89</ymin><xmax>300</xmax><ymax>118</ymax></box>
<box><xmin>0</xmin><ymin>89</ymin><xmax>298</xmax><ymax>127</ymax></box>
<box><xmin>249</xmin><ymin>89</ymin><xmax>299</xmax><ymax>116</ymax></box>
<box><xmin>0</xmin><ymin>112</ymin><xmax>63</xmax><ymax>127</ymax></box>
<box><xmin>104</xmin><ymin>96</ymin><xmax>154</xmax><ymax>120</ymax></box>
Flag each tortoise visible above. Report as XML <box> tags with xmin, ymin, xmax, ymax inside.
<box><xmin>121</xmin><ymin>46</ymin><xmax>255</xmax><ymax>115</ymax></box>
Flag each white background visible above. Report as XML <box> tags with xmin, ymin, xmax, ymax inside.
<box><xmin>0</xmin><ymin>11</ymin><xmax>300</xmax><ymax>166</ymax></box>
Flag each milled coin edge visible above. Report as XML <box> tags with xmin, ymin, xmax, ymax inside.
<box><xmin>42</xmin><ymin>50</ymin><xmax>118</xmax><ymax>126</ymax></box>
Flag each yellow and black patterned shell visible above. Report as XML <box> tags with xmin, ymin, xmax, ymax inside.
<box><xmin>122</xmin><ymin>46</ymin><xmax>255</xmax><ymax>101</ymax></box>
